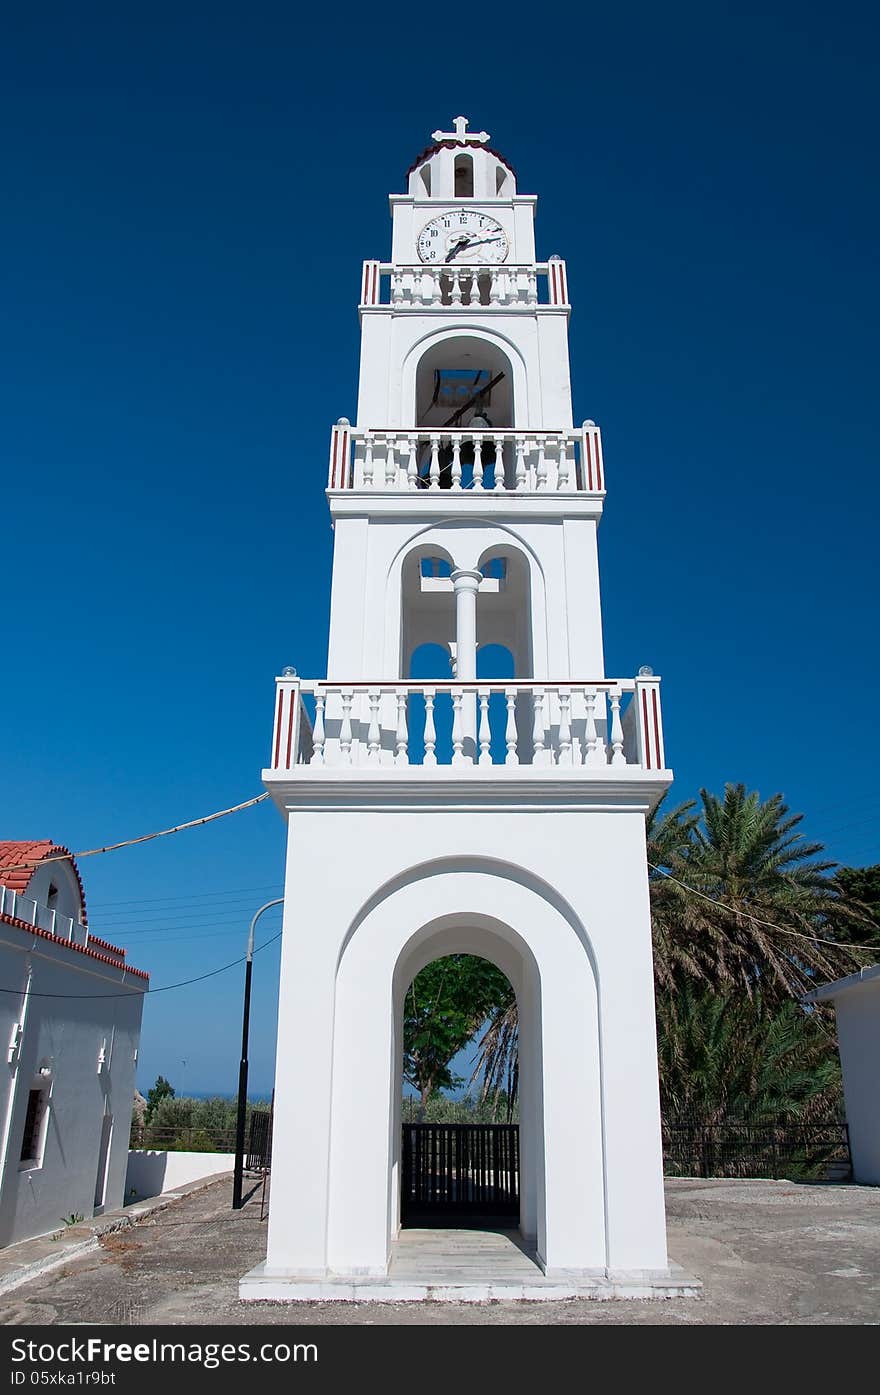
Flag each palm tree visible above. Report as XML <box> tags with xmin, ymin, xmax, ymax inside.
<box><xmin>474</xmin><ymin>783</ymin><xmax>868</xmax><ymax>1107</ymax></box>
<box><xmin>649</xmin><ymin>784</ymin><xmax>865</xmax><ymax>1005</ymax></box>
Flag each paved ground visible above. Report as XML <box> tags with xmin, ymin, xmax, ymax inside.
<box><xmin>0</xmin><ymin>1176</ymin><xmax>878</xmax><ymax>1325</ymax></box>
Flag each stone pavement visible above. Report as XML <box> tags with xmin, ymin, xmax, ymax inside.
<box><xmin>0</xmin><ymin>1176</ymin><xmax>878</xmax><ymax>1325</ymax></box>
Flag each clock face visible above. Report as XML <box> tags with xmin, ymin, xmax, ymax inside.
<box><xmin>417</xmin><ymin>211</ymin><xmax>510</xmax><ymax>265</ymax></box>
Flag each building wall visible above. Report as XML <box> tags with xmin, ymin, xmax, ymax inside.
<box><xmin>835</xmin><ymin>981</ymin><xmax>880</xmax><ymax>1185</ymax></box>
<box><xmin>0</xmin><ymin>927</ymin><xmax>145</xmax><ymax>1246</ymax></box>
<box><xmin>126</xmin><ymin>1149</ymin><xmax>235</xmax><ymax>1200</ymax></box>
<box><xmin>265</xmin><ymin>795</ymin><xmax>668</xmax><ymax>1278</ymax></box>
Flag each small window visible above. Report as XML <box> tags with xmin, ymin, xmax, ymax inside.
<box><xmin>454</xmin><ymin>154</ymin><xmax>474</xmax><ymax>198</ymax></box>
<box><xmin>47</xmin><ymin>883</ymin><xmax>58</xmax><ymax>909</ymax></box>
<box><xmin>420</xmin><ymin>165</ymin><xmax>431</xmax><ymax>196</ymax></box>
<box><xmin>19</xmin><ymin>1088</ymin><xmax>49</xmax><ymax>1169</ymax></box>
<box><xmin>495</xmin><ymin>166</ymin><xmax>507</xmax><ymax>195</ymax></box>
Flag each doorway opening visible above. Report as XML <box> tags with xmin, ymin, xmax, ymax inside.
<box><xmin>399</xmin><ymin>952</ymin><xmax>519</xmax><ymax>1227</ymax></box>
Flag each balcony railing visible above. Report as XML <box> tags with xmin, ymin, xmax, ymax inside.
<box><xmin>328</xmin><ymin>422</ymin><xmax>605</xmax><ymax>494</ymax></box>
<box><xmin>360</xmin><ymin>259</ymin><xmax>569</xmax><ymax>310</ymax></box>
<box><xmin>268</xmin><ymin>675</ymin><xmax>666</xmax><ymax>775</ymax></box>
<box><xmin>0</xmin><ymin>885</ymin><xmax>90</xmax><ymax>948</ymax></box>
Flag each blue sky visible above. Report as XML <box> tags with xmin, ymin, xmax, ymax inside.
<box><xmin>2</xmin><ymin>3</ymin><xmax>878</xmax><ymax>1096</ymax></box>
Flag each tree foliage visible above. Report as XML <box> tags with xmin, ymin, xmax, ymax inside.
<box><xmin>403</xmin><ymin>955</ymin><xmax>513</xmax><ymax>1106</ymax></box>
<box><xmin>145</xmin><ymin>1075</ymin><xmax>175</xmax><ymax>1121</ymax></box>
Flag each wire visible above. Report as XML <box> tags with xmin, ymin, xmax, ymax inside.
<box><xmin>89</xmin><ymin>882</ymin><xmax>283</xmax><ymax>911</ymax></box>
<box><xmin>0</xmin><ymin>793</ymin><xmax>270</xmax><ymax>878</ymax></box>
<box><xmin>648</xmin><ymin>863</ymin><xmax>879</xmax><ymax>953</ymax></box>
<box><xmin>0</xmin><ymin>932</ymin><xmax>282</xmax><ymax>1001</ymax></box>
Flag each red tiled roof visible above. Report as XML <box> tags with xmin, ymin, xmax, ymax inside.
<box><xmin>0</xmin><ymin>840</ymin><xmax>89</xmax><ymax>927</ymax></box>
<box><xmin>405</xmin><ymin>140</ymin><xmax>517</xmax><ymax>180</ymax></box>
<box><xmin>0</xmin><ymin>910</ymin><xmax>149</xmax><ymax>983</ymax></box>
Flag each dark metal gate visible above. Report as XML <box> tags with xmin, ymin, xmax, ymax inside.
<box><xmin>401</xmin><ymin>1123</ymin><xmax>520</xmax><ymax>1223</ymax></box>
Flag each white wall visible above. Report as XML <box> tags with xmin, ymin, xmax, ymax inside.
<box><xmin>835</xmin><ymin>980</ymin><xmax>880</xmax><ymax>1184</ymax></box>
<box><xmin>126</xmin><ymin>1150</ymin><xmax>235</xmax><ymax>1200</ymax></box>
<box><xmin>264</xmin><ymin>790</ymin><xmax>669</xmax><ymax>1280</ymax></box>
<box><xmin>0</xmin><ymin>926</ymin><xmax>145</xmax><ymax>1246</ymax></box>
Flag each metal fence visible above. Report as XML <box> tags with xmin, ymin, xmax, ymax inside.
<box><xmin>662</xmin><ymin>1117</ymin><xmax>851</xmax><ymax>1180</ymax></box>
<box><xmin>401</xmin><ymin>1122</ymin><xmax>520</xmax><ymax>1221</ymax></box>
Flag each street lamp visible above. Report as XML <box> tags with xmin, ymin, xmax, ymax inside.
<box><xmin>232</xmin><ymin>897</ymin><xmax>284</xmax><ymax>1210</ymax></box>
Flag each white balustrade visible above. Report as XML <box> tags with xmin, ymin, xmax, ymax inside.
<box><xmin>366</xmin><ymin>264</ymin><xmax>550</xmax><ymax>309</ymax></box>
<box><xmin>338</xmin><ymin>425</ymin><xmax>605</xmax><ymax>494</ymax></box>
<box><xmin>271</xmin><ymin>677</ymin><xmax>665</xmax><ymax>775</ymax></box>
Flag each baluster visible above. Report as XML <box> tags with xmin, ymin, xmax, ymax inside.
<box><xmin>452</xmin><ymin>690</ymin><xmax>466</xmax><ymax>766</ymax></box>
<box><xmin>310</xmin><ymin>690</ymin><xmax>326</xmax><ymax>765</ymax></box>
<box><xmin>610</xmin><ymin>689</ymin><xmax>626</xmax><ymax>766</ymax></box>
<box><xmin>431</xmin><ymin>268</ymin><xmax>442</xmax><ymax>305</ymax></box>
<box><xmin>527</xmin><ymin>269</ymin><xmax>538</xmax><ymax>304</ymax></box>
<box><xmin>420</xmin><ymin>269</ymin><xmax>434</xmax><ymax>306</ymax></box>
<box><xmin>478</xmin><ymin>689</ymin><xmax>492</xmax><ymax>765</ymax></box>
<box><xmin>557</xmin><ymin>436</ymin><xmax>571</xmax><ymax>489</ymax></box>
<box><xmin>566</xmin><ymin>687</ymin><xmax>581</xmax><ymax>763</ymax></box>
<box><xmin>406</xmin><ymin>435</ymin><xmax>418</xmax><ymax>490</ymax></box>
<box><xmin>340</xmin><ymin>690</ymin><xmax>353</xmax><ymax>765</ymax></box>
<box><xmin>385</xmin><ymin>437</ymin><xmax>397</xmax><ymax>486</ymax></box>
<box><xmin>450</xmin><ymin>270</ymin><xmax>463</xmax><ymax>305</ymax></box>
<box><xmin>363</xmin><ymin>437</ymin><xmax>374</xmax><ymax>487</ymax></box>
<box><xmin>451</xmin><ymin>436</ymin><xmax>462</xmax><ymax>489</ymax></box>
<box><xmin>504</xmin><ymin>688</ymin><xmax>519</xmax><ymax>765</ymax></box>
<box><xmin>558</xmin><ymin>688</ymin><xmax>572</xmax><ymax>765</ymax></box>
<box><xmin>395</xmin><ymin>689</ymin><xmax>409</xmax><ymax>766</ymax></box>
<box><xmin>514</xmin><ymin>437</ymin><xmax>527</xmax><ymax>491</ymax></box>
<box><xmin>392</xmin><ymin>270</ymin><xmax>404</xmax><ymax>304</ymax></box>
<box><xmin>429</xmin><ymin>435</ymin><xmax>441</xmax><ymax>488</ymax></box>
<box><xmin>536</xmin><ymin>437</ymin><xmax>548</xmax><ymax>490</ymax></box>
<box><xmin>532</xmin><ymin>688</ymin><xmax>547</xmax><ymax>766</ymax></box>
<box><xmin>584</xmin><ymin>689</ymin><xmax>605</xmax><ymax>766</ymax></box>
<box><xmin>423</xmin><ymin>689</ymin><xmax>437</xmax><ymax>766</ymax></box>
<box><xmin>489</xmin><ymin>267</ymin><xmax>502</xmax><ymax>305</ymax></box>
<box><xmin>367</xmin><ymin>689</ymin><xmax>381</xmax><ymax>763</ymax></box>
<box><xmin>472</xmin><ymin>434</ymin><xmax>484</xmax><ymax>490</ymax></box>
<box><xmin>493</xmin><ymin>436</ymin><xmax>505</xmax><ymax>490</ymax></box>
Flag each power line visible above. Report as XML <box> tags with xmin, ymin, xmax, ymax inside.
<box><xmin>648</xmin><ymin>863</ymin><xmax>878</xmax><ymax>954</ymax></box>
<box><xmin>0</xmin><ymin>793</ymin><xmax>270</xmax><ymax>878</ymax></box>
<box><xmin>0</xmin><ymin>933</ymin><xmax>282</xmax><ymax>1001</ymax></box>
<box><xmin>88</xmin><ymin>881</ymin><xmax>283</xmax><ymax>911</ymax></box>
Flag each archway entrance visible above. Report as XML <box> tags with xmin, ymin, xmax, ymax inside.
<box><xmin>399</xmin><ymin>952</ymin><xmax>519</xmax><ymax>1226</ymax></box>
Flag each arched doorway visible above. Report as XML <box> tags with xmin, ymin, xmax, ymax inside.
<box><xmin>399</xmin><ymin>952</ymin><xmax>519</xmax><ymax>1227</ymax></box>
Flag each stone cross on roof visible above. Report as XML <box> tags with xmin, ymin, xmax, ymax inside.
<box><xmin>431</xmin><ymin>116</ymin><xmax>490</xmax><ymax>145</ymax></box>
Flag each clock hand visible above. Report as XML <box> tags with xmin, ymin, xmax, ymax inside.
<box><xmin>445</xmin><ymin>238</ymin><xmax>471</xmax><ymax>263</ymax></box>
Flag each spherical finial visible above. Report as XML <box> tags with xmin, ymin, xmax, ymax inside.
<box><xmin>638</xmin><ymin>665</ymin><xmax>654</xmax><ymax>678</ymax></box>
<box><xmin>337</xmin><ymin>417</ymin><xmax>350</xmax><ymax>427</ymax></box>
<box><xmin>282</xmin><ymin>666</ymin><xmax>297</xmax><ymax>678</ymax></box>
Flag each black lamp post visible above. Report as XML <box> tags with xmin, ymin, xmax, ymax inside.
<box><xmin>232</xmin><ymin>897</ymin><xmax>283</xmax><ymax>1210</ymax></box>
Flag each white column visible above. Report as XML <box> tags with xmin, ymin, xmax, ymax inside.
<box><xmin>451</xmin><ymin>568</ymin><xmax>482</xmax><ymax>762</ymax></box>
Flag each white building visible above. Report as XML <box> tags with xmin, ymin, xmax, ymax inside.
<box><xmin>244</xmin><ymin>119</ymin><xmax>677</xmax><ymax>1296</ymax></box>
<box><xmin>805</xmin><ymin>965</ymin><xmax>880</xmax><ymax>1186</ymax></box>
<box><xmin>0</xmin><ymin>841</ymin><xmax>148</xmax><ymax>1246</ymax></box>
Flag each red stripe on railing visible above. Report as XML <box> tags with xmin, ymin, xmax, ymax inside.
<box><xmin>371</xmin><ymin>262</ymin><xmax>378</xmax><ymax>305</ymax></box>
<box><xmin>273</xmin><ymin>691</ymin><xmax>284</xmax><ymax>768</ymax></box>
<box><xmin>595</xmin><ymin>432</ymin><xmax>603</xmax><ymax>491</ymax></box>
<box><xmin>651</xmin><ymin>689</ymin><xmax>662</xmax><ymax>768</ymax></box>
<box><xmin>285</xmin><ymin>690</ymin><xmax>295</xmax><ymax>768</ymax></box>
<box><xmin>585</xmin><ymin>433</ymin><xmax>594</xmax><ymax>490</ymax></box>
<box><xmin>362</xmin><ymin>263</ymin><xmax>369</xmax><ymax>304</ymax></box>
<box><xmin>330</xmin><ymin>429</ymin><xmax>338</xmax><ymax>488</ymax></box>
<box><xmin>340</xmin><ymin>429</ymin><xmax>349</xmax><ymax>486</ymax></box>
<box><xmin>641</xmin><ymin>687</ymin><xmax>652</xmax><ymax>768</ymax></box>
<box><xmin>560</xmin><ymin>263</ymin><xmax>567</xmax><ymax>303</ymax></box>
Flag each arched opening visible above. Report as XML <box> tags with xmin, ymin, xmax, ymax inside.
<box><xmin>400</xmin><ymin>952</ymin><xmax>518</xmax><ymax>1226</ymax></box>
<box><xmin>454</xmin><ymin>153</ymin><xmax>474</xmax><ymax>197</ymax></box>
<box><xmin>495</xmin><ymin>165</ymin><xmax>509</xmax><ymax>196</ymax></box>
<box><xmin>413</xmin><ymin>334</ymin><xmax>514</xmax><ymax>489</ymax></box>
<box><xmin>419</xmin><ymin>164</ymin><xmax>431</xmax><ymax>196</ymax></box>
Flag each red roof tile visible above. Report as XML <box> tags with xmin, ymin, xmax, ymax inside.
<box><xmin>0</xmin><ymin>910</ymin><xmax>149</xmax><ymax>982</ymax></box>
<box><xmin>405</xmin><ymin>140</ymin><xmax>517</xmax><ymax>180</ymax></box>
<box><xmin>0</xmin><ymin>840</ymin><xmax>89</xmax><ymax>927</ymax></box>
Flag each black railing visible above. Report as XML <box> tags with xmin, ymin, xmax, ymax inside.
<box><xmin>662</xmin><ymin>1117</ymin><xmax>850</xmax><ymax>1180</ymax></box>
<box><xmin>401</xmin><ymin>1122</ymin><xmax>520</xmax><ymax>1222</ymax></box>
<box><xmin>246</xmin><ymin>1109</ymin><xmax>273</xmax><ymax>1172</ymax></box>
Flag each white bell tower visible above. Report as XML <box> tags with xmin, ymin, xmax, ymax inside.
<box><xmin>244</xmin><ymin>119</ymin><xmax>680</xmax><ymax>1298</ymax></box>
